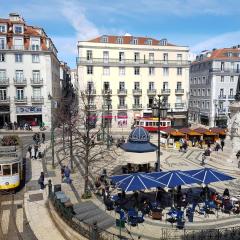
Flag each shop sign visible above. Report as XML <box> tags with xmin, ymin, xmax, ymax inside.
<box><xmin>16</xmin><ymin>106</ymin><xmax>42</xmax><ymax>114</ymax></box>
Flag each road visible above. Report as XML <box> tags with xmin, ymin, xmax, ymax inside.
<box><xmin>0</xmin><ymin>133</ymin><xmax>50</xmax><ymax>240</ymax></box>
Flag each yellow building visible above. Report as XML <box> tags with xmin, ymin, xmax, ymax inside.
<box><xmin>77</xmin><ymin>34</ymin><xmax>189</xmax><ymax>130</ymax></box>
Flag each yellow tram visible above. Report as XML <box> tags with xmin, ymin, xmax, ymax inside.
<box><xmin>0</xmin><ymin>146</ymin><xmax>23</xmax><ymax>190</ymax></box>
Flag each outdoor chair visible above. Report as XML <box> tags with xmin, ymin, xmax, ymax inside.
<box><xmin>222</xmin><ymin>201</ymin><xmax>233</xmax><ymax>214</ymax></box>
<box><xmin>166</xmin><ymin>208</ymin><xmax>178</xmax><ymax>225</ymax></box>
<box><xmin>127</xmin><ymin>208</ymin><xmax>138</xmax><ymax>227</ymax></box>
<box><xmin>176</xmin><ymin>210</ymin><xmax>185</xmax><ymax>229</ymax></box>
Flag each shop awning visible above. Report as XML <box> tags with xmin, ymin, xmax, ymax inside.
<box><xmin>209</xmin><ymin>127</ymin><xmax>227</xmax><ymax>135</ymax></box>
<box><xmin>170</xmin><ymin>131</ymin><xmax>185</xmax><ymax>137</ymax></box>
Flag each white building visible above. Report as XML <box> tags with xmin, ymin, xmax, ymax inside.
<box><xmin>0</xmin><ymin>13</ymin><xmax>60</xmax><ymax>128</ymax></box>
<box><xmin>189</xmin><ymin>47</ymin><xmax>240</xmax><ymax>127</ymax></box>
<box><xmin>77</xmin><ymin>34</ymin><xmax>189</xmax><ymax>129</ymax></box>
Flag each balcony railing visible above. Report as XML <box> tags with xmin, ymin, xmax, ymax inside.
<box><xmin>175</xmin><ymin>103</ymin><xmax>185</xmax><ymax>108</ymax></box>
<box><xmin>102</xmin><ymin>104</ymin><xmax>112</xmax><ymax>110</ymax></box>
<box><xmin>89</xmin><ymin>104</ymin><xmax>96</xmax><ymax>110</ymax></box>
<box><xmin>218</xmin><ymin>95</ymin><xmax>226</xmax><ymax>99</ymax></box>
<box><xmin>118</xmin><ymin>104</ymin><xmax>128</xmax><ymax>109</ymax></box>
<box><xmin>76</xmin><ymin>57</ymin><xmax>190</xmax><ymax>67</ymax></box>
<box><xmin>209</xmin><ymin>68</ymin><xmax>240</xmax><ymax>74</ymax></box>
<box><xmin>11</xmin><ymin>45</ymin><xmax>25</xmax><ymax>50</ymax></box>
<box><xmin>132</xmin><ymin>89</ymin><xmax>142</xmax><ymax>95</ymax></box>
<box><xmin>102</xmin><ymin>89</ymin><xmax>112</xmax><ymax>95</ymax></box>
<box><xmin>0</xmin><ymin>45</ymin><xmax>8</xmax><ymax>50</ymax></box>
<box><xmin>13</xmin><ymin>78</ymin><xmax>27</xmax><ymax>85</ymax></box>
<box><xmin>14</xmin><ymin>97</ymin><xmax>27</xmax><ymax>103</ymax></box>
<box><xmin>0</xmin><ymin>97</ymin><xmax>10</xmax><ymax>103</ymax></box>
<box><xmin>117</xmin><ymin>89</ymin><xmax>127</xmax><ymax>95</ymax></box>
<box><xmin>175</xmin><ymin>89</ymin><xmax>184</xmax><ymax>94</ymax></box>
<box><xmin>31</xmin><ymin>97</ymin><xmax>44</xmax><ymax>103</ymax></box>
<box><xmin>132</xmin><ymin>104</ymin><xmax>142</xmax><ymax>109</ymax></box>
<box><xmin>218</xmin><ymin>108</ymin><xmax>226</xmax><ymax>114</ymax></box>
<box><xmin>228</xmin><ymin>95</ymin><xmax>235</xmax><ymax>100</ymax></box>
<box><xmin>0</xmin><ymin>78</ymin><xmax>9</xmax><ymax>85</ymax></box>
<box><xmin>85</xmin><ymin>89</ymin><xmax>96</xmax><ymax>95</ymax></box>
<box><xmin>147</xmin><ymin>89</ymin><xmax>156</xmax><ymax>95</ymax></box>
<box><xmin>31</xmin><ymin>78</ymin><xmax>43</xmax><ymax>85</ymax></box>
<box><xmin>29</xmin><ymin>45</ymin><xmax>41</xmax><ymax>51</ymax></box>
<box><xmin>161</xmin><ymin>89</ymin><xmax>171</xmax><ymax>94</ymax></box>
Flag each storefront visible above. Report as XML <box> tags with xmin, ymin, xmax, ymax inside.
<box><xmin>117</xmin><ymin>111</ymin><xmax>128</xmax><ymax>128</ymax></box>
<box><xmin>0</xmin><ymin>105</ymin><xmax>10</xmax><ymax>128</ymax></box>
<box><xmin>16</xmin><ymin>106</ymin><xmax>42</xmax><ymax>126</ymax></box>
<box><xmin>200</xmin><ymin>114</ymin><xmax>209</xmax><ymax>126</ymax></box>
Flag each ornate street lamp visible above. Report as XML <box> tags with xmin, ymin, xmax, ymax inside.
<box><xmin>152</xmin><ymin>94</ymin><xmax>168</xmax><ymax>172</ymax></box>
<box><xmin>106</xmin><ymin>91</ymin><xmax>112</xmax><ymax>149</ymax></box>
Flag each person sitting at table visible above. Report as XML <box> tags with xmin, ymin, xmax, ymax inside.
<box><xmin>223</xmin><ymin>188</ymin><xmax>230</xmax><ymax>198</ymax></box>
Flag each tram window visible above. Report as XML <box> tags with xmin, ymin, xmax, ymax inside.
<box><xmin>153</xmin><ymin>122</ymin><xmax>156</xmax><ymax>126</ymax></box>
<box><xmin>140</xmin><ymin>122</ymin><xmax>144</xmax><ymax>126</ymax></box>
<box><xmin>3</xmin><ymin>165</ymin><xmax>11</xmax><ymax>176</ymax></box>
<box><xmin>146</xmin><ymin>122</ymin><xmax>149</xmax><ymax>126</ymax></box>
<box><xmin>163</xmin><ymin>122</ymin><xmax>166</xmax><ymax>126</ymax></box>
<box><xmin>149</xmin><ymin>122</ymin><xmax>152</xmax><ymax>126</ymax></box>
<box><xmin>12</xmin><ymin>163</ymin><xmax>19</xmax><ymax>174</ymax></box>
<box><xmin>136</xmin><ymin>121</ymin><xmax>139</xmax><ymax>125</ymax></box>
<box><xmin>160</xmin><ymin>122</ymin><xmax>163</xmax><ymax>126</ymax></box>
<box><xmin>156</xmin><ymin>122</ymin><xmax>159</xmax><ymax>126</ymax></box>
<box><xmin>0</xmin><ymin>165</ymin><xmax>2</xmax><ymax>176</ymax></box>
<box><xmin>167</xmin><ymin>122</ymin><xmax>171</xmax><ymax>126</ymax></box>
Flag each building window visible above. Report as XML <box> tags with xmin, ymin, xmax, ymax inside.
<box><xmin>176</xmin><ymin>82</ymin><xmax>182</xmax><ymax>90</ymax></box>
<box><xmin>32</xmin><ymin>70</ymin><xmax>40</xmax><ymax>80</ymax></box>
<box><xmin>33</xmin><ymin>87</ymin><xmax>41</xmax><ymax>97</ymax></box>
<box><xmin>149</xmin><ymin>82</ymin><xmax>154</xmax><ymax>90</ymax></box>
<box><xmin>206</xmin><ymin>76</ymin><xmax>210</xmax><ymax>84</ymax></box>
<box><xmin>198</xmin><ymin>89</ymin><xmax>201</xmax><ymax>96</ymax></box>
<box><xmin>119</xmin><ymin>97</ymin><xmax>125</xmax><ymax>106</ymax></box>
<box><xmin>202</xmin><ymin>101</ymin><xmax>205</xmax><ymax>109</ymax></box>
<box><xmin>177</xmin><ymin>54</ymin><xmax>182</xmax><ymax>61</ymax></box>
<box><xmin>202</xmin><ymin>76</ymin><xmax>206</xmax><ymax>84</ymax></box>
<box><xmin>202</xmin><ymin>89</ymin><xmax>205</xmax><ymax>96</ymax></box>
<box><xmin>194</xmin><ymin>89</ymin><xmax>196</xmax><ymax>96</ymax></box>
<box><xmin>119</xmin><ymin>52</ymin><xmax>125</xmax><ymax>62</ymax></box>
<box><xmin>16</xmin><ymin>88</ymin><xmax>24</xmax><ymax>99</ymax></box>
<box><xmin>0</xmin><ymin>70</ymin><xmax>6</xmax><ymax>80</ymax></box>
<box><xmin>15</xmin><ymin>54</ymin><xmax>23</xmax><ymax>63</ymax></box>
<box><xmin>207</xmin><ymin>102</ymin><xmax>210</xmax><ymax>109</ymax></box>
<box><xmin>220</xmin><ymin>89</ymin><xmax>224</xmax><ymax>96</ymax></box>
<box><xmin>119</xmin><ymin>67</ymin><xmax>125</xmax><ymax>75</ymax></box>
<box><xmin>163</xmin><ymin>82</ymin><xmax>168</xmax><ymax>90</ymax></box>
<box><xmin>134</xmin><ymin>52</ymin><xmax>140</xmax><ymax>62</ymax></box>
<box><xmin>163</xmin><ymin>67</ymin><xmax>169</xmax><ymax>76</ymax></box>
<box><xmin>163</xmin><ymin>53</ymin><xmax>168</xmax><ymax>61</ymax></box>
<box><xmin>32</xmin><ymin>54</ymin><xmax>40</xmax><ymax>63</ymax></box>
<box><xmin>134</xmin><ymin>82</ymin><xmax>140</xmax><ymax>90</ymax></box>
<box><xmin>221</xmin><ymin>76</ymin><xmax>224</xmax><ymax>82</ymax></box>
<box><xmin>117</xmin><ymin>37</ymin><xmax>123</xmax><ymax>44</ymax></box>
<box><xmin>119</xmin><ymin>82</ymin><xmax>125</xmax><ymax>90</ymax></box>
<box><xmin>15</xmin><ymin>70</ymin><xmax>24</xmax><ymax>81</ymax></box>
<box><xmin>177</xmin><ymin>67</ymin><xmax>182</xmax><ymax>75</ymax></box>
<box><xmin>198</xmin><ymin>77</ymin><xmax>201</xmax><ymax>84</ymax></box>
<box><xmin>230</xmin><ymin>88</ymin><xmax>233</xmax><ymax>96</ymax></box>
<box><xmin>87</xmin><ymin>50</ymin><xmax>92</xmax><ymax>61</ymax></box>
<box><xmin>14</xmin><ymin>26</ymin><xmax>23</xmax><ymax>34</ymax></box>
<box><xmin>134</xmin><ymin>67</ymin><xmax>140</xmax><ymax>75</ymax></box>
<box><xmin>101</xmin><ymin>36</ymin><xmax>108</xmax><ymax>43</ymax></box>
<box><xmin>221</xmin><ymin>62</ymin><xmax>224</xmax><ymax>71</ymax></box>
<box><xmin>103</xmin><ymin>82</ymin><xmax>110</xmax><ymax>91</ymax></box>
<box><xmin>149</xmin><ymin>67</ymin><xmax>155</xmax><ymax>75</ymax></box>
<box><xmin>0</xmin><ymin>25</ymin><xmax>6</xmax><ymax>33</ymax></box>
<box><xmin>103</xmin><ymin>51</ymin><xmax>109</xmax><ymax>63</ymax></box>
<box><xmin>207</xmin><ymin>89</ymin><xmax>210</xmax><ymax>96</ymax></box>
<box><xmin>149</xmin><ymin>53</ymin><xmax>154</xmax><ymax>64</ymax></box>
<box><xmin>230</xmin><ymin>76</ymin><xmax>234</xmax><ymax>82</ymax></box>
<box><xmin>134</xmin><ymin>97</ymin><xmax>140</xmax><ymax>105</ymax></box>
<box><xmin>146</xmin><ymin>39</ymin><xmax>152</xmax><ymax>45</ymax></box>
<box><xmin>0</xmin><ymin>88</ymin><xmax>7</xmax><ymax>100</ymax></box>
<box><xmin>103</xmin><ymin>67</ymin><xmax>110</xmax><ymax>75</ymax></box>
<box><xmin>0</xmin><ymin>53</ymin><xmax>5</xmax><ymax>62</ymax></box>
<box><xmin>133</xmin><ymin>38</ymin><xmax>138</xmax><ymax>45</ymax></box>
<box><xmin>87</xmin><ymin>66</ymin><xmax>93</xmax><ymax>75</ymax></box>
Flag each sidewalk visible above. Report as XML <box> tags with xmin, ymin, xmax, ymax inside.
<box><xmin>24</xmin><ymin>146</ymin><xmax>65</xmax><ymax>240</ymax></box>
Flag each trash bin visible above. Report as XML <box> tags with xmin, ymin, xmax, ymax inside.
<box><xmin>54</xmin><ymin>184</ymin><xmax>61</xmax><ymax>193</ymax></box>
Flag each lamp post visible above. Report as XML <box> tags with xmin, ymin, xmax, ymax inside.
<box><xmin>152</xmin><ymin>94</ymin><xmax>168</xmax><ymax>172</ymax></box>
<box><xmin>214</xmin><ymin>100</ymin><xmax>218</xmax><ymax>127</ymax></box>
<box><xmin>48</xmin><ymin>94</ymin><xmax>55</xmax><ymax>168</ymax></box>
<box><xmin>106</xmin><ymin>91</ymin><xmax>112</xmax><ymax>149</ymax></box>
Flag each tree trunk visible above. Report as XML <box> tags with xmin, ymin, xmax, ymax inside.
<box><xmin>62</xmin><ymin>123</ymin><xmax>65</xmax><ymax>153</ymax></box>
<box><xmin>69</xmin><ymin>125</ymin><xmax>73</xmax><ymax>171</ymax></box>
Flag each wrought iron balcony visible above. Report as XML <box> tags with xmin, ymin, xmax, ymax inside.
<box><xmin>85</xmin><ymin>89</ymin><xmax>96</xmax><ymax>95</ymax></box>
<box><xmin>218</xmin><ymin>108</ymin><xmax>226</xmax><ymax>114</ymax></box>
<box><xmin>0</xmin><ymin>78</ymin><xmax>9</xmax><ymax>86</ymax></box>
<box><xmin>117</xmin><ymin>89</ymin><xmax>127</xmax><ymax>95</ymax></box>
<box><xmin>14</xmin><ymin>97</ymin><xmax>27</xmax><ymax>103</ymax></box>
<box><xmin>102</xmin><ymin>89</ymin><xmax>112</xmax><ymax>95</ymax></box>
<box><xmin>29</xmin><ymin>45</ymin><xmax>41</xmax><ymax>51</ymax></box>
<box><xmin>132</xmin><ymin>104</ymin><xmax>142</xmax><ymax>109</ymax></box>
<box><xmin>118</xmin><ymin>104</ymin><xmax>128</xmax><ymax>109</ymax></box>
<box><xmin>30</xmin><ymin>78</ymin><xmax>43</xmax><ymax>85</ymax></box>
<box><xmin>89</xmin><ymin>104</ymin><xmax>96</xmax><ymax>110</ymax></box>
<box><xmin>147</xmin><ymin>89</ymin><xmax>156</xmax><ymax>95</ymax></box>
<box><xmin>175</xmin><ymin>89</ymin><xmax>184</xmax><ymax>94</ymax></box>
<box><xmin>209</xmin><ymin>68</ymin><xmax>240</xmax><ymax>74</ymax></box>
<box><xmin>218</xmin><ymin>95</ymin><xmax>226</xmax><ymax>99</ymax></box>
<box><xmin>11</xmin><ymin>45</ymin><xmax>25</xmax><ymax>50</ymax></box>
<box><xmin>132</xmin><ymin>89</ymin><xmax>142</xmax><ymax>95</ymax></box>
<box><xmin>175</xmin><ymin>103</ymin><xmax>185</xmax><ymax>108</ymax></box>
<box><xmin>102</xmin><ymin>104</ymin><xmax>112</xmax><ymax>110</ymax></box>
<box><xmin>13</xmin><ymin>78</ymin><xmax>27</xmax><ymax>85</ymax></box>
<box><xmin>228</xmin><ymin>95</ymin><xmax>235</xmax><ymax>100</ymax></box>
<box><xmin>0</xmin><ymin>45</ymin><xmax>8</xmax><ymax>50</ymax></box>
<box><xmin>31</xmin><ymin>97</ymin><xmax>44</xmax><ymax>103</ymax></box>
<box><xmin>0</xmin><ymin>97</ymin><xmax>10</xmax><ymax>104</ymax></box>
<box><xmin>161</xmin><ymin>89</ymin><xmax>171</xmax><ymax>95</ymax></box>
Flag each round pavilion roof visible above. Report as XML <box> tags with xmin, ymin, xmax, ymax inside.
<box><xmin>128</xmin><ymin>127</ymin><xmax>150</xmax><ymax>143</ymax></box>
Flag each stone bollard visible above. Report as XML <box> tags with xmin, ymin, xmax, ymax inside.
<box><xmin>48</xmin><ymin>179</ymin><xmax>52</xmax><ymax>198</ymax></box>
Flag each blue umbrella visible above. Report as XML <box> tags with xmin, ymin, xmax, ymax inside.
<box><xmin>183</xmin><ymin>168</ymin><xmax>235</xmax><ymax>185</ymax></box>
<box><xmin>149</xmin><ymin>170</ymin><xmax>202</xmax><ymax>188</ymax></box>
<box><xmin>110</xmin><ymin>172</ymin><xmax>166</xmax><ymax>192</ymax></box>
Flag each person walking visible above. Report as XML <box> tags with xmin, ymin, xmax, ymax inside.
<box><xmin>28</xmin><ymin>145</ymin><xmax>32</xmax><ymax>158</ymax></box>
<box><xmin>42</xmin><ymin>132</ymin><xmax>45</xmax><ymax>144</ymax></box>
<box><xmin>34</xmin><ymin>144</ymin><xmax>38</xmax><ymax>159</ymax></box>
<box><xmin>61</xmin><ymin>165</ymin><xmax>65</xmax><ymax>182</ymax></box>
<box><xmin>38</xmin><ymin>172</ymin><xmax>45</xmax><ymax>190</ymax></box>
<box><xmin>221</xmin><ymin>139</ymin><xmax>225</xmax><ymax>151</ymax></box>
<box><xmin>64</xmin><ymin>166</ymin><xmax>71</xmax><ymax>184</ymax></box>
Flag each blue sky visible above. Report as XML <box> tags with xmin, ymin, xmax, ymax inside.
<box><xmin>1</xmin><ymin>0</ymin><xmax>240</xmax><ymax>68</ymax></box>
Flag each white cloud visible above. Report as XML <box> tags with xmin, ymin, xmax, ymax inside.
<box><xmin>191</xmin><ymin>31</ymin><xmax>240</xmax><ymax>53</ymax></box>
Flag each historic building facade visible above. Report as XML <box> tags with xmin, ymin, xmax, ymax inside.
<box><xmin>0</xmin><ymin>13</ymin><xmax>60</xmax><ymax>128</ymax></box>
<box><xmin>77</xmin><ymin>34</ymin><xmax>189</xmax><ymax>129</ymax></box>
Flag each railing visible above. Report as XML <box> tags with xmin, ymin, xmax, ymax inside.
<box><xmin>0</xmin><ymin>45</ymin><xmax>8</xmax><ymax>50</ymax></box>
<box><xmin>161</xmin><ymin>89</ymin><xmax>171</xmax><ymax>94</ymax></box>
<box><xmin>30</xmin><ymin>78</ymin><xmax>43</xmax><ymax>85</ymax></box>
<box><xmin>218</xmin><ymin>108</ymin><xmax>226</xmax><ymax>114</ymax></box>
<box><xmin>76</xmin><ymin>57</ymin><xmax>190</xmax><ymax>67</ymax></box>
<box><xmin>132</xmin><ymin>89</ymin><xmax>142</xmax><ymax>95</ymax></box>
<box><xmin>147</xmin><ymin>89</ymin><xmax>157</xmax><ymax>95</ymax></box>
<box><xmin>102</xmin><ymin>89</ymin><xmax>112</xmax><ymax>95</ymax></box>
<box><xmin>118</xmin><ymin>104</ymin><xmax>127</xmax><ymax>109</ymax></box>
<box><xmin>218</xmin><ymin>95</ymin><xmax>226</xmax><ymax>99</ymax></box>
<box><xmin>0</xmin><ymin>97</ymin><xmax>10</xmax><ymax>103</ymax></box>
<box><xmin>13</xmin><ymin>78</ymin><xmax>27</xmax><ymax>85</ymax></box>
<box><xmin>14</xmin><ymin>97</ymin><xmax>27</xmax><ymax>103</ymax></box>
<box><xmin>210</xmin><ymin>68</ymin><xmax>240</xmax><ymax>74</ymax></box>
<box><xmin>0</xmin><ymin>78</ymin><xmax>9</xmax><ymax>85</ymax></box>
<box><xmin>31</xmin><ymin>96</ymin><xmax>44</xmax><ymax>103</ymax></box>
<box><xmin>175</xmin><ymin>103</ymin><xmax>185</xmax><ymax>108</ymax></box>
<box><xmin>117</xmin><ymin>89</ymin><xmax>127</xmax><ymax>95</ymax></box>
<box><xmin>147</xmin><ymin>104</ymin><xmax>153</xmax><ymax>108</ymax></box>
<box><xmin>29</xmin><ymin>45</ymin><xmax>41</xmax><ymax>51</ymax></box>
<box><xmin>228</xmin><ymin>95</ymin><xmax>235</xmax><ymax>100</ymax></box>
<box><xmin>85</xmin><ymin>89</ymin><xmax>96</xmax><ymax>95</ymax></box>
<box><xmin>175</xmin><ymin>89</ymin><xmax>184</xmax><ymax>94</ymax></box>
<box><xmin>11</xmin><ymin>45</ymin><xmax>25</xmax><ymax>50</ymax></box>
<box><xmin>132</xmin><ymin>104</ymin><xmax>142</xmax><ymax>109</ymax></box>
<box><xmin>102</xmin><ymin>104</ymin><xmax>112</xmax><ymax>110</ymax></box>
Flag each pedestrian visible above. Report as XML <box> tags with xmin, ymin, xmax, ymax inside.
<box><xmin>38</xmin><ymin>172</ymin><xmax>45</xmax><ymax>190</ymax></box>
<box><xmin>238</xmin><ymin>160</ymin><xmax>240</xmax><ymax>169</ymax></box>
<box><xmin>236</xmin><ymin>150</ymin><xmax>240</xmax><ymax>160</ymax></box>
<box><xmin>36</xmin><ymin>133</ymin><xmax>40</xmax><ymax>144</ymax></box>
<box><xmin>221</xmin><ymin>139</ymin><xmax>225</xmax><ymax>151</ymax></box>
<box><xmin>28</xmin><ymin>145</ymin><xmax>32</xmax><ymax>158</ymax></box>
<box><xmin>14</xmin><ymin>121</ymin><xmax>18</xmax><ymax>130</ymax></box>
<box><xmin>61</xmin><ymin>165</ymin><xmax>65</xmax><ymax>182</ymax></box>
<box><xmin>64</xmin><ymin>166</ymin><xmax>71</xmax><ymax>184</ymax></box>
<box><xmin>42</xmin><ymin>132</ymin><xmax>45</xmax><ymax>144</ymax></box>
<box><xmin>215</xmin><ymin>142</ymin><xmax>221</xmax><ymax>152</ymax></box>
<box><xmin>34</xmin><ymin>144</ymin><xmax>38</xmax><ymax>159</ymax></box>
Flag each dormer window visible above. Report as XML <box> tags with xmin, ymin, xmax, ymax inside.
<box><xmin>14</xmin><ymin>25</ymin><xmax>23</xmax><ymax>34</ymax></box>
<box><xmin>117</xmin><ymin>37</ymin><xmax>123</xmax><ymax>44</ymax></box>
<box><xmin>0</xmin><ymin>25</ymin><xmax>6</xmax><ymax>33</ymax></box>
<box><xmin>160</xmin><ymin>38</ymin><xmax>167</xmax><ymax>46</ymax></box>
<box><xmin>146</xmin><ymin>39</ymin><xmax>152</xmax><ymax>45</ymax></box>
<box><xmin>101</xmin><ymin>36</ymin><xmax>108</xmax><ymax>43</ymax></box>
<box><xmin>133</xmin><ymin>38</ymin><xmax>138</xmax><ymax>45</ymax></box>
<box><xmin>227</xmin><ymin>52</ymin><xmax>233</xmax><ymax>57</ymax></box>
